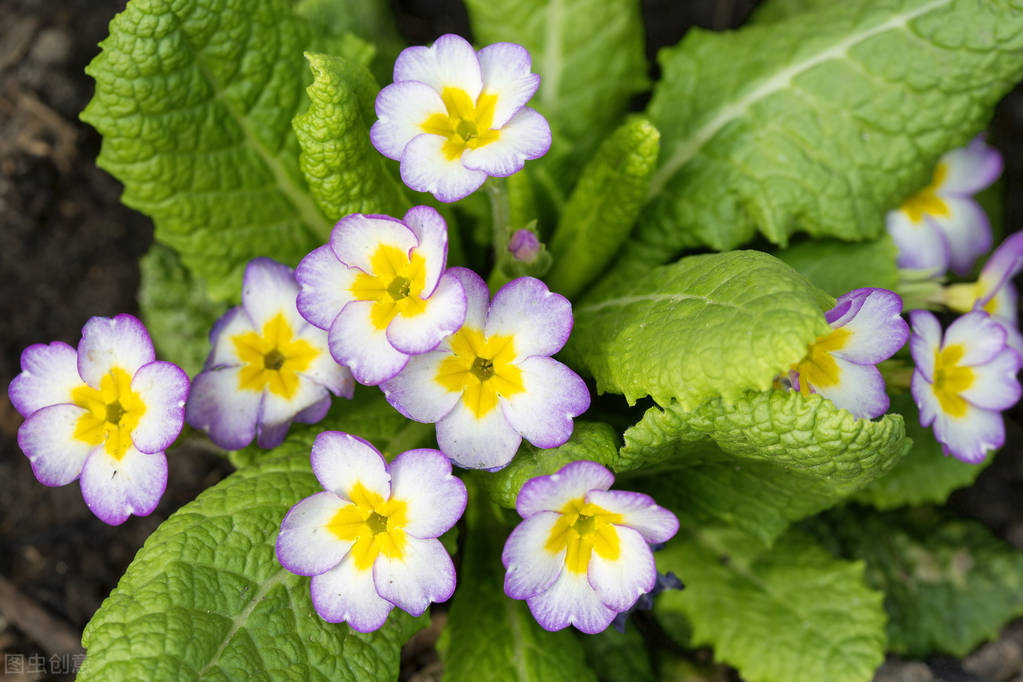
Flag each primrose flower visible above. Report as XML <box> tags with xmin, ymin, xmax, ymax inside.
<box><xmin>10</xmin><ymin>315</ymin><xmax>188</xmax><ymax>525</ymax></box>
<box><xmin>371</xmin><ymin>34</ymin><xmax>552</xmax><ymax>202</ymax></box>
<box><xmin>381</xmin><ymin>268</ymin><xmax>589</xmax><ymax>470</ymax></box>
<box><xmin>909</xmin><ymin>310</ymin><xmax>1022</xmax><ymax>463</ymax></box>
<box><xmin>275</xmin><ymin>432</ymin><xmax>466</xmax><ymax>632</ymax></box>
<box><xmin>502</xmin><ymin>461</ymin><xmax>679</xmax><ymax>634</ymax></box>
<box><xmin>886</xmin><ymin>136</ymin><xmax>1002</xmax><ymax>275</ymax></box>
<box><xmin>943</xmin><ymin>231</ymin><xmax>1023</xmax><ymax>354</ymax></box>
<box><xmin>186</xmin><ymin>258</ymin><xmax>354</xmax><ymax>450</ymax></box>
<box><xmin>296</xmin><ymin>206</ymin><xmax>466</xmax><ymax>386</ymax></box>
<box><xmin>789</xmin><ymin>288</ymin><xmax>909</xmax><ymax>419</ymax></box>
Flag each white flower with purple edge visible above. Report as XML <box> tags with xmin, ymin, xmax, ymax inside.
<box><xmin>789</xmin><ymin>288</ymin><xmax>909</xmax><ymax>419</ymax></box>
<box><xmin>10</xmin><ymin>315</ymin><xmax>188</xmax><ymax>525</ymax></box>
<box><xmin>502</xmin><ymin>461</ymin><xmax>678</xmax><ymax>634</ymax></box>
<box><xmin>909</xmin><ymin>310</ymin><xmax>1022</xmax><ymax>463</ymax></box>
<box><xmin>371</xmin><ymin>34</ymin><xmax>552</xmax><ymax>202</ymax></box>
<box><xmin>186</xmin><ymin>258</ymin><xmax>354</xmax><ymax>450</ymax></box>
<box><xmin>296</xmin><ymin>206</ymin><xmax>467</xmax><ymax>387</ymax></box>
<box><xmin>275</xmin><ymin>432</ymin><xmax>466</xmax><ymax>632</ymax></box>
<box><xmin>886</xmin><ymin>136</ymin><xmax>1002</xmax><ymax>276</ymax></box>
<box><xmin>381</xmin><ymin>268</ymin><xmax>590</xmax><ymax>470</ymax></box>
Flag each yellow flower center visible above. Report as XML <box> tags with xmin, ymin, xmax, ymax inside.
<box><xmin>944</xmin><ymin>281</ymin><xmax>1000</xmax><ymax>316</ymax></box>
<box><xmin>421</xmin><ymin>87</ymin><xmax>501</xmax><ymax>161</ymax></box>
<box><xmin>327</xmin><ymin>483</ymin><xmax>409</xmax><ymax>571</ymax></box>
<box><xmin>901</xmin><ymin>162</ymin><xmax>950</xmax><ymax>224</ymax></box>
<box><xmin>351</xmin><ymin>244</ymin><xmax>429</xmax><ymax>330</ymax></box>
<box><xmin>233</xmin><ymin>313</ymin><xmax>318</xmax><ymax>399</ymax></box>
<box><xmin>792</xmin><ymin>327</ymin><xmax>851</xmax><ymax>392</ymax></box>
<box><xmin>932</xmin><ymin>344</ymin><xmax>975</xmax><ymax>418</ymax></box>
<box><xmin>544</xmin><ymin>497</ymin><xmax>623</xmax><ymax>574</ymax></box>
<box><xmin>71</xmin><ymin>367</ymin><xmax>147</xmax><ymax>460</ymax></box>
<box><xmin>435</xmin><ymin>327</ymin><xmax>525</xmax><ymax>418</ymax></box>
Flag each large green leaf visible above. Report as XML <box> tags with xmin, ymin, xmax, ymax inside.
<box><xmin>577</xmin><ymin>626</ymin><xmax>655</xmax><ymax>682</ymax></box>
<box><xmin>810</xmin><ymin>507</ymin><xmax>1023</xmax><ymax>657</ymax></box>
<box><xmin>607</xmin><ymin>0</ymin><xmax>1023</xmax><ymax>281</ymax></box>
<box><xmin>82</xmin><ymin>0</ymin><xmax>363</xmax><ymax>300</ymax></box>
<box><xmin>292</xmin><ymin>0</ymin><xmax>403</xmax><ymax>83</ymax></box>
<box><xmin>80</xmin><ymin>444</ymin><xmax>426</xmax><ymax>679</ymax></box>
<box><xmin>655</xmin><ymin>527</ymin><xmax>886</xmax><ymax>682</ymax></box>
<box><xmin>620</xmin><ymin>389</ymin><xmax>908</xmax><ymax>545</ymax></box>
<box><xmin>568</xmin><ymin>251</ymin><xmax>832</xmax><ymax>407</ymax></box>
<box><xmin>774</xmin><ymin>236</ymin><xmax>899</xmax><ymax>298</ymax></box>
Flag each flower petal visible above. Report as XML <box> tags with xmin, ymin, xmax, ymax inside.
<box><xmin>80</xmin><ymin>447</ymin><xmax>167</xmax><ymax>526</ymax></box>
<box><xmin>516</xmin><ymin>460</ymin><xmax>614</xmax><ymax>519</ymax></box>
<box><xmin>977</xmin><ymin>232</ymin><xmax>1023</xmax><ymax>308</ymax></box>
<box><xmin>257</xmin><ymin>380</ymin><xmax>330</xmax><ymax>449</ymax></box>
<box><xmin>17</xmin><ymin>403</ymin><xmax>94</xmax><ymax>486</ymax></box>
<box><xmin>938</xmin><ymin>136</ymin><xmax>1002</xmax><ymax>195</ymax></box>
<box><xmin>485</xmin><ymin>277</ymin><xmax>573</xmax><ymax>359</ymax></box>
<box><xmin>997</xmin><ymin>316</ymin><xmax>1023</xmax><ymax>357</ymax></box>
<box><xmin>584</xmin><ymin>490</ymin><xmax>679</xmax><ymax>544</ymax></box>
<box><xmin>932</xmin><ymin>402</ymin><xmax>1005</xmax><ymax>463</ymax></box>
<box><xmin>310</xmin><ymin>431</ymin><xmax>391</xmax><ymax>502</ymax></box>
<box><xmin>961</xmin><ymin>347</ymin><xmax>1022</xmax><ymax>410</ymax></box>
<box><xmin>310</xmin><ymin>556</ymin><xmax>393</xmax><ymax>631</ymax></box>
<box><xmin>909</xmin><ymin>310</ymin><xmax>943</xmax><ymax>382</ymax></box>
<box><xmin>399</xmin><ymin>133</ymin><xmax>488</xmax><ymax>203</ymax></box>
<box><xmin>500</xmin><ymin>357</ymin><xmax>589</xmax><ymax>448</ymax></box>
<box><xmin>371</xmin><ymin>81</ymin><xmax>447</xmax><ymax>160</ymax></box>
<box><xmin>328</xmin><ymin>300</ymin><xmax>409</xmax><ymax>386</ymax></box>
<box><xmin>241</xmin><ymin>258</ymin><xmax>305</xmax><ymax>330</ymax></box>
<box><xmin>185</xmin><ymin>366</ymin><xmax>261</xmax><ymax>450</ymax></box>
<box><xmin>373</xmin><ymin>537</ymin><xmax>456</xmax><ymax>616</ymax></box>
<box><xmin>502</xmin><ymin>511</ymin><xmax>565</xmax><ymax>600</ymax></box>
<box><xmin>812</xmin><ymin>356</ymin><xmax>889</xmax><ymax>419</ymax></box>
<box><xmin>830</xmin><ymin>288</ymin><xmax>909</xmax><ymax>365</ymax></box>
<box><xmin>911</xmin><ymin>370</ymin><xmax>940</xmax><ymax>429</ymax></box>
<box><xmin>296</xmin><ymin>244</ymin><xmax>358</xmax><ymax>330</ymax></box>
<box><xmin>446</xmin><ymin>267</ymin><xmax>490</xmax><ymax>332</ymax></box>
<box><xmin>436</xmin><ymin>397</ymin><xmax>522</xmax><ymax>470</ymax></box>
<box><xmin>462</xmin><ymin>107</ymin><xmax>551</xmax><ymax>177</ymax></box>
<box><xmin>129</xmin><ymin>361</ymin><xmax>189</xmax><ymax>454</ymax></box>
<box><xmin>387</xmin><ymin>272</ymin><xmax>466</xmax><ymax>355</ymax></box>
<box><xmin>402</xmin><ymin>205</ymin><xmax>448</xmax><ymax>295</ymax></box>
<box><xmin>930</xmin><ymin>197</ymin><xmax>992</xmax><ymax>276</ymax></box>
<box><xmin>586</xmin><ymin>526</ymin><xmax>656</xmax><ymax>612</ymax></box>
<box><xmin>381</xmin><ymin>350</ymin><xmax>462</xmax><ymax>423</ymax></box>
<box><xmin>477</xmin><ymin>42</ymin><xmax>540</xmax><ymax>128</ymax></box>
<box><xmin>9</xmin><ymin>341</ymin><xmax>83</xmax><ymax>418</ymax></box>
<box><xmin>330</xmin><ymin>213</ymin><xmax>418</xmax><ymax>275</ymax></box>
<box><xmin>944</xmin><ymin>312</ymin><xmax>1006</xmax><ymax>367</ymax></box>
<box><xmin>205</xmin><ymin>307</ymin><xmax>254</xmax><ymax>369</ymax></box>
<box><xmin>276</xmin><ymin>491</ymin><xmax>354</xmax><ymax>576</ymax></box>
<box><xmin>886</xmin><ymin>209</ymin><xmax>949</xmax><ymax>273</ymax></box>
<box><xmin>77</xmin><ymin>314</ymin><xmax>155</xmax><ymax>386</ymax></box>
<box><xmin>526</xmin><ymin>570</ymin><xmax>616</xmax><ymax>634</ymax></box>
<box><xmin>389</xmin><ymin>449</ymin><xmax>466</xmax><ymax>538</ymax></box>
<box><xmin>393</xmin><ymin>34</ymin><xmax>482</xmax><ymax>100</ymax></box>
<box><xmin>294</xmin><ymin>324</ymin><xmax>355</xmax><ymax>398</ymax></box>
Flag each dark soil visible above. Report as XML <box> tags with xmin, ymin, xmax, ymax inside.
<box><xmin>0</xmin><ymin>1</ymin><xmax>1021</xmax><ymax>681</ymax></box>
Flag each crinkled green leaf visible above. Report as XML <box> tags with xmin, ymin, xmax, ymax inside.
<box><xmin>546</xmin><ymin>117</ymin><xmax>659</xmax><ymax>299</ymax></box>
<box><xmin>80</xmin><ymin>446</ymin><xmax>426</xmax><ymax>680</ymax></box>
<box><xmin>620</xmin><ymin>390</ymin><xmax>909</xmax><ymax>545</ymax></box>
<box><xmin>607</xmin><ymin>0</ymin><xmax>1023</xmax><ymax>281</ymax></box>
<box><xmin>810</xmin><ymin>507</ymin><xmax>1023</xmax><ymax>657</ymax></box>
<box><xmin>82</xmin><ymin>0</ymin><xmax>358</xmax><ymax>300</ymax></box>
<box><xmin>138</xmin><ymin>244</ymin><xmax>228</xmax><ymax>377</ymax></box>
<box><xmin>438</xmin><ymin>496</ymin><xmax>596</xmax><ymax>682</ymax></box>
<box><xmin>568</xmin><ymin>251</ymin><xmax>832</xmax><ymax>407</ymax></box>
<box><xmin>578</xmin><ymin>626</ymin><xmax>655</xmax><ymax>682</ymax></box>
<box><xmin>483</xmin><ymin>422</ymin><xmax>619</xmax><ymax>509</ymax></box>
<box><xmin>774</xmin><ymin>236</ymin><xmax>899</xmax><ymax>298</ymax></box>
<box><xmin>292</xmin><ymin>0</ymin><xmax>403</xmax><ymax>83</ymax></box>
<box><xmin>294</xmin><ymin>52</ymin><xmax>408</xmax><ymax>224</ymax></box>
<box><xmin>655</xmin><ymin>527</ymin><xmax>886</xmax><ymax>682</ymax></box>
<box><xmin>854</xmin><ymin>394</ymin><xmax>990</xmax><ymax>509</ymax></box>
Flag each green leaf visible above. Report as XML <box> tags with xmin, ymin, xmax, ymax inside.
<box><xmin>82</xmin><ymin>0</ymin><xmax>345</xmax><ymax>301</ymax></box>
<box><xmin>463</xmin><ymin>0</ymin><xmax>649</xmax><ymax>182</ymax></box>
<box><xmin>854</xmin><ymin>393</ymin><xmax>990</xmax><ymax>509</ymax></box>
<box><xmin>292</xmin><ymin>0</ymin><xmax>403</xmax><ymax>83</ymax></box>
<box><xmin>568</xmin><ymin>251</ymin><xmax>832</xmax><ymax>407</ymax></box>
<box><xmin>750</xmin><ymin>0</ymin><xmax>842</xmax><ymax>23</ymax></box>
<box><xmin>774</xmin><ymin>236</ymin><xmax>899</xmax><ymax>298</ymax></box>
<box><xmin>609</xmin><ymin>0</ymin><xmax>1023</xmax><ymax>279</ymax></box>
<box><xmin>546</xmin><ymin>117</ymin><xmax>660</xmax><ymax>299</ymax></box>
<box><xmin>655</xmin><ymin>527</ymin><xmax>886</xmax><ymax>682</ymax></box>
<box><xmin>80</xmin><ymin>447</ymin><xmax>426</xmax><ymax>680</ymax></box>
<box><xmin>577</xmin><ymin>626</ymin><xmax>655</xmax><ymax>682</ymax></box>
<box><xmin>439</xmin><ymin>495</ymin><xmax>596</xmax><ymax>682</ymax></box>
<box><xmin>620</xmin><ymin>389</ymin><xmax>909</xmax><ymax>545</ymax></box>
<box><xmin>810</xmin><ymin>507</ymin><xmax>1023</xmax><ymax>657</ymax></box>
<box><xmin>294</xmin><ymin>52</ymin><xmax>408</xmax><ymax>224</ymax></box>
<box><xmin>483</xmin><ymin>422</ymin><xmax>620</xmax><ymax>509</ymax></box>
<box><xmin>138</xmin><ymin>244</ymin><xmax>228</xmax><ymax>377</ymax></box>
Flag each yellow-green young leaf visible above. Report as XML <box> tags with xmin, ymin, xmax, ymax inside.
<box><xmin>79</xmin><ymin>448</ymin><xmax>426</xmax><ymax>680</ymax></box>
<box><xmin>655</xmin><ymin>527</ymin><xmax>886</xmax><ymax>682</ymax></box>
<box><xmin>294</xmin><ymin>52</ymin><xmax>408</xmax><ymax>224</ymax></box>
<box><xmin>608</xmin><ymin>0</ymin><xmax>1023</xmax><ymax>280</ymax></box>
<box><xmin>811</xmin><ymin>508</ymin><xmax>1023</xmax><ymax>657</ymax></box>
<box><xmin>82</xmin><ymin>0</ymin><xmax>358</xmax><ymax>301</ymax></box>
<box><xmin>568</xmin><ymin>251</ymin><xmax>832</xmax><ymax>407</ymax></box>
<box><xmin>774</xmin><ymin>236</ymin><xmax>899</xmax><ymax>298</ymax></box>
<box><xmin>620</xmin><ymin>390</ymin><xmax>908</xmax><ymax>545</ymax></box>
<box><xmin>546</xmin><ymin>118</ymin><xmax>659</xmax><ymax>299</ymax></box>
<box><xmin>853</xmin><ymin>394</ymin><xmax>990</xmax><ymax>509</ymax></box>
